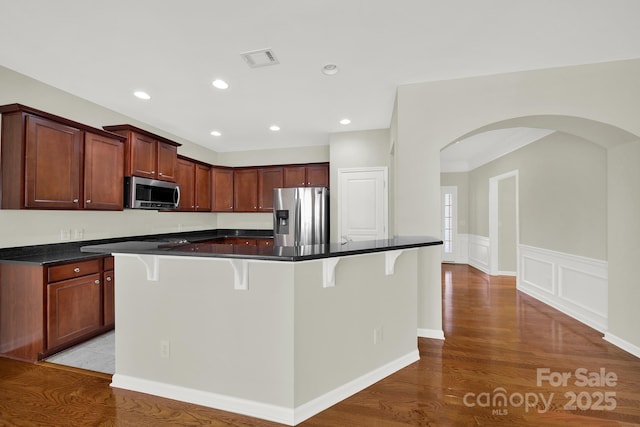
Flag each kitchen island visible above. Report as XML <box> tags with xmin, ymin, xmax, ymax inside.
<box><xmin>82</xmin><ymin>236</ymin><xmax>442</xmax><ymax>425</ymax></box>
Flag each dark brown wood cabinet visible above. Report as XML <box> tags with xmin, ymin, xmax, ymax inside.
<box><xmin>283</xmin><ymin>165</ymin><xmax>306</xmax><ymax>187</ymax></box>
<box><xmin>84</xmin><ymin>132</ymin><xmax>124</xmax><ymax>210</ymax></box>
<box><xmin>0</xmin><ymin>104</ymin><xmax>126</xmax><ymax>211</ymax></box>
<box><xmin>0</xmin><ymin>256</ymin><xmax>114</xmax><ymax>362</ymax></box>
<box><xmin>232</xmin><ymin>164</ymin><xmax>327</xmax><ymax>212</ymax></box>
<box><xmin>24</xmin><ymin>115</ymin><xmax>84</xmax><ymax>209</ymax></box>
<box><xmin>257</xmin><ymin>238</ymin><xmax>274</xmax><ymax>247</ymax></box>
<box><xmin>103</xmin><ymin>257</ymin><xmax>115</xmax><ymax>328</ymax></box>
<box><xmin>306</xmin><ymin>163</ymin><xmax>330</xmax><ymax>187</ymax></box>
<box><xmin>176</xmin><ymin>157</ymin><xmax>195</xmax><ymax>211</ymax></box>
<box><xmin>47</xmin><ymin>272</ymin><xmax>102</xmax><ymax>350</ymax></box>
<box><xmin>234</xmin><ymin>166</ymin><xmax>285</xmax><ymax>212</ymax></box>
<box><xmin>258</xmin><ymin>167</ymin><xmax>283</xmax><ymax>211</ymax></box>
<box><xmin>176</xmin><ymin>156</ymin><xmax>211</xmax><ymax>212</ymax></box>
<box><xmin>211</xmin><ymin>167</ymin><xmax>234</xmax><ymax>212</ymax></box>
<box><xmin>283</xmin><ymin>163</ymin><xmax>329</xmax><ymax>188</ymax></box>
<box><xmin>157</xmin><ymin>140</ymin><xmax>179</xmax><ymax>181</ymax></box>
<box><xmin>233</xmin><ymin>168</ymin><xmax>258</xmax><ymax>212</ymax></box>
<box><xmin>195</xmin><ymin>163</ymin><xmax>212</xmax><ymax>211</ymax></box>
<box><xmin>103</xmin><ymin>124</ymin><xmax>180</xmax><ymax>182</ymax></box>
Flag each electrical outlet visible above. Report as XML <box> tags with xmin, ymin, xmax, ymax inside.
<box><xmin>74</xmin><ymin>228</ymin><xmax>84</xmax><ymax>239</ymax></box>
<box><xmin>60</xmin><ymin>229</ymin><xmax>71</xmax><ymax>241</ymax></box>
<box><xmin>160</xmin><ymin>340</ymin><xmax>171</xmax><ymax>358</ymax></box>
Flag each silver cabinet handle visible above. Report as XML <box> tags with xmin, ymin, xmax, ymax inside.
<box><xmin>74</xmin><ymin>267</ymin><xmax>81</xmax><ymax>273</ymax></box>
<box><xmin>86</xmin><ymin>199</ymin><xmax>91</xmax><ymax>203</ymax></box>
<box><xmin>94</xmin><ymin>279</ymin><xmax>100</xmax><ymax>285</ymax></box>
<box><xmin>73</xmin><ymin>199</ymin><xmax>79</xmax><ymax>203</ymax></box>
<box><xmin>106</xmin><ymin>276</ymin><xmax>112</xmax><ymax>282</ymax></box>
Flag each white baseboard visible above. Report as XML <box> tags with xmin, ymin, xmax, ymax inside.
<box><xmin>518</xmin><ymin>244</ymin><xmax>608</xmax><ymax>332</ymax></box>
<box><xmin>293</xmin><ymin>350</ymin><xmax>419</xmax><ymax>424</ymax></box>
<box><xmin>111</xmin><ymin>374</ymin><xmax>294</xmax><ymax>425</ymax></box>
<box><xmin>417</xmin><ymin>328</ymin><xmax>445</xmax><ymax>340</ymax></box>
<box><xmin>603</xmin><ymin>333</ymin><xmax>640</xmax><ymax>359</ymax></box>
<box><xmin>111</xmin><ymin>349</ymin><xmax>420</xmax><ymax>426</ymax></box>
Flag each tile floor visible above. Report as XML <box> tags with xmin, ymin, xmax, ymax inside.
<box><xmin>45</xmin><ymin>331</ymin><xmax>115</xmax><ymax>374</ymax></box>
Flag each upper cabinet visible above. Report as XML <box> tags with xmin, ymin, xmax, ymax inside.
<box><xmin>103</xmin><ymin>124</ymin><xmax>180</xmax><ymax>182</ymax></box>
<box><xmin>0</xmin><ymin>104</ymin><xmax>125</xmax><ymax>210</ymax></box>
<box><xmin>233</xmin><ymin>167</ymin><xmax>285</xmax><ymax>212</ymax></box>
<box><xmin>258</xmin><ymin>167</ymin><xmax>283</xmax><ymax>211</ymax></box>
<box><xmin>233</xmin><ymin>168</ymin><xmax>258</xmax><ymax>212</ymax></box>
<box><xmin>211</xmin><ymin>167</ymin><xmax>234</xmax><ymax>212</ymax></box>
<box><xmin>84</xmin><ymin>132</ymin><xmax>125</xmax><ymax>210</ymax></box>
<box><xmin>283</xmin><ymin>163</ymin><xmax>329</xmax><ymax>188</ymax></box>
<box><xmin>176</xmin><ymin>156</ymin><xmax>211</xmax><ymax>212</ymax></box>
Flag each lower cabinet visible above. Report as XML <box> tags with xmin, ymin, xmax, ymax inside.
<box><xmin>0</xmin><ymin>255</ymin><xmax>115</xmax><ymax>362</ymax></box>
<box><xmin>103</xmin><ymin>259</ymin><xmax>115</xmax><ymax>328</ymax></box>
<box><xmin>47</xmin><ymin>273</ymin><xmax>102</xmax><ymax>349</ymax></box>
<box><xmin>45</xmin><ymin>256</ymin><xmax>114</xmax><ymax>353</ymax></box>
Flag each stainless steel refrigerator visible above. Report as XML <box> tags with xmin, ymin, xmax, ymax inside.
<box><xmin>273</xmin><ymin>187</ymin><xmax>329</xmax><ymax>246</ymax></box>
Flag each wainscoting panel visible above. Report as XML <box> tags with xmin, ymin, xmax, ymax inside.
<box><xmin>468</xmin><ymin>235</ymin><xmax>490</xmax><ymax>274</ymax></box>
<box><xmin>521</xmin><ymin>255</ymin><xmax>555</xmax><ymax>295</ymax></box>
<box><xmin>518</xmin><ymin>245</ymin><xmax>608</xmax><ymax>332</ymax></box>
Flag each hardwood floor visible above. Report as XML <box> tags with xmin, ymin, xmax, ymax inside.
<box><xmin>1</xmin><ymin>264</ymin><xmax>638</xmax><ymax>426</ymax></box>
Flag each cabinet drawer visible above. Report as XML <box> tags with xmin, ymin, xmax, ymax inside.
<box><xmin>47</xmin><ymin>259</ymin><xmax>101</xmax><ymax>283</ymax></box>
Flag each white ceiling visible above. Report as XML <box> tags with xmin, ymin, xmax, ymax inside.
<box><xmin>1</xmin><ymin>1</ymin><xmax>640</xmax><ymax>153</ymax></box>
<box><xmin>440</xmin><ymin>127</ymin><xmax>556</xmax><ymax>172</ymax></box>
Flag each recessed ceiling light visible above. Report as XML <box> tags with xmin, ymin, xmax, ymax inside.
<box><xmin>212</xmin><ymin>79</ymin><xmax>229</xmax><ymax>90</ymax></box>
<box><xmin>269</xmin><ymin>125</ymin><xmax>280</xmax><ymax>132</ymax></box>
<box><xmin>321</xmin><ymin>64</ymin><xmax>339</xmax><ymax>76</ymax></box>
<box><xmin>210</xmin><ymin>130</ymin><xmax>222</xmax><ymax>137</ymax></box>
<box><xmin>340</xmin><ymin>118</ymin><xmax>351</xmax><ymax>125</ymax></box>
<box><xmin>133</xmin><ymin>91</ymin><xmax>151</xmax><ymax>100</ymax></box>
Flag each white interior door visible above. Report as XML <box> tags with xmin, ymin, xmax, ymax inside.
<box><xmin>338</xmin><ymin>167</ymin><xmax>388</xmax><ymax>243</ymax></box>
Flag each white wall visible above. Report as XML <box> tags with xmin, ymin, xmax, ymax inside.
<box><xmin>395</xmin><ymin>58</ymin><xmax>640</xmax><ymax>350</ymax></box>
<box><xmin>466</xmin><ymin>132</ymin><xmax>607</xmax><ymax>261</ymax></box>
<box><xmin>329</xmin><ymin>129</ymin><xmax>391</xmax><ymax>242</ymax></box>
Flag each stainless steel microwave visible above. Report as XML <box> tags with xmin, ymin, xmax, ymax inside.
<box><xmin>124</xmin><ymin>176</ymin><xmax>180</xmax><ymax>210</ymax></box>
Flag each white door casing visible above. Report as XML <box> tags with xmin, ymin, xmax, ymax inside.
<box><xmin>441</xmin><ymin>186</ymin><xmax>458</xmax><ymax>263</ymax></box>
<box><xmin>338</xmin><ymin>167</ymin><xmax>388</xmax><ymax>243</ymax></box>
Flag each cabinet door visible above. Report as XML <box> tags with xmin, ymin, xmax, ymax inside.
<box><xmin>175</xmin><ymin>158</ymin><xmax>195</xmax><ymax>211</ymax></box>
<box><xmin>84</xmin><ymin>132</ymin><xmax>124</xmax><ymax>210</ymax></box>
<box><xmin>103</xmin><ymin>269</ymin><xmax>115</xmax><ymax>328</ymax></box>
<box><xmin>25</xmin><ymin>115</ymin><xmax>83</xmax><ymax>209</ymax></box>
<box><xmin>130</xmin><ymin>133</ymin><xmax>156</xmax><ymax>178</ymax></box>
<box><xmin>195</xmin><ymin>164</ymin><xmax>212</xmax><ymax>211</ymax></box>
<box><xmin>47</xmin><ymin>273</ymin><xmax>102</xmax><ymax>349</ymax></box>
<box><xmin>258</xmin><ymin>167</ymin><xmax>283</xmax><ymax>211</ymax></box>
<box><xmin>211</xmin><ymin>168</ymin><xmax>234</xmax><ymax>212</ymax></box>
<box><xmin>306</xmin><ymin>164</ymin><xmax>329</xmax><ymax>187</ymax></box>
<box><xmin>283</xmin><ymin>166</ymin><xmax>306</xmax><ymax>188</ymax></box>
<box><xmin>157</xmin><ymin>142</ymin><xmax>178</xmax><ymax>181</ymax></box>
<box><xmin>234</xmin><ymin>169</ymin><xmax>258</xmax><ymax>212</ymax></box>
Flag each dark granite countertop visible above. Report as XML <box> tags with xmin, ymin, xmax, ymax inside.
<box><xmin>80</xmin><ymin>235</ymin><xmax>442</xmax><ymax>262</ymax></box>
<box><xmin>0</xmin><ymin>229</ymin><xmax>273</xmax><ymax>265</ymax></box>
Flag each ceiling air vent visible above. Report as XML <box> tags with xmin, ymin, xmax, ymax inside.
<box><xmin>240</xmin><ymin>48</ymin><xmax>279</xmax><ymax>68</ymax></box>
